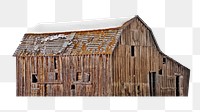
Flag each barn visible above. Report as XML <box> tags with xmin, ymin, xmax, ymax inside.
<box><xmin>13</xmin><ymin>15</ymin><xmax>190</xmax><ymax>96</ymax></box>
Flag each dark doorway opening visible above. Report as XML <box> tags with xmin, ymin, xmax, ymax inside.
<box><xmin>176</xmin><ymin>76</ymin><xmax>180</xmax><ymax>96</ymax></box>
<box><xmin>44</xmin><ymin>84</ymin><xmax>47</xmax><ymax>96</ymax></box>
<box><xmin>149</xmin><ymin>72</ymin><xmax>156</xmax><ymax>96</ymax></box>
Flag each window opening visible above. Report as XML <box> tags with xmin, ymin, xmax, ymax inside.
<box><xmin>54</xmin><ymin>57</ymin><xmax>57</xmax><ymax>69</ymax></box>
<box><xmin>159</xmin><ymin>69</ymin><xmax>162</xmax><ymax>75</ymax></box>
<box><xmin>163</xmin><ymin>57</ymin><xmax>166</xmax><ymax>64</ymax></box>
<box><xmin>32</xmin><ymin>74</ymin><xmax>38</xmax><ymax>83</ymax></box>
<box><xmin>131</xmin><ymin>46</ymin><xmax>135</xmax><ymax>56</ymax></box>
<box><xmin>55</xmin><ymin>73</ymin><xmax>58</xmax><ymax>80</ymax></box>
<box><xmin>71</xmin><ymin>84</ymin><xmax>75</xmax><ymax>89</ymax></box>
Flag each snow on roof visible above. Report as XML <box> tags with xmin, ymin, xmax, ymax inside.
<box><xmin>27</xmin><ymin>17</ymin><xmax>133</xmax><ymax>33</ymax></box>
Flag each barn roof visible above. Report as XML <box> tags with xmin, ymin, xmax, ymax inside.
<box><xmin>13</xmin><ymin>28</ymin><xmax>122</xmax><ymax>56</ymax></box>
<box><xmin>13</xmin><ymin>15</ymin><xmax>190</xmax><ymax>70</ymax></box>
<box><xmin>14</xmin><ymin>17</ymin><xmax>135</xmax><ymax>56</ymax></box>
<box><xmin>12</xmin><ymin>15</ymin><xmax>165</xmax><ymax>57</ymax></box>
<box><xmin>12</xmin><ymin>16</ymin><xmax>167</xmax><ymax>57</ymax></box>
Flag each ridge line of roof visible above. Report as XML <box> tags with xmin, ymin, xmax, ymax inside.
<box><xmin>25</xmin><ymin>27</ymin><xmax>121</xmax><ymax>35</ymax></box>
<box><xmin>27</xmin><ymin>17</ymin><xmax>134</xmax><ymax>34</ymax></box>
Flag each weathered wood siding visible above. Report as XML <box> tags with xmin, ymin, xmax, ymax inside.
<box><xmin>16</xmin><ymin>17</ymin><xmax>190</xmax><ymax>96</ymax></box>
<box><xmin>62</xmin><ymin>55</ymin><xmax>112</xmax><ymax>96</ymax></box>
<box><xmin>17</xmin><ymin>54</ymin><xmax>112</xmax><ymax>96</ymax></box>
<box><xmin>111</xmin><ymin>18</ymin><xmax>190</xmax><ymax>96</ymax></box>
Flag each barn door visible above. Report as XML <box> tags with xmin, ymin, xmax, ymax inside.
<box><xmin>175</xmin><ymin>75</ymin><xmax>184</xmax><ymax>96</ymax></box>
<box><xmin>149</xmin><ymin>72</ymin><xmax>156</xmax><ymax>96</ymax></box>
<box><xmin>175</xmin><ymin>76</ymin><xmax>179</xmax><ymax>96</ymax></box>
<box><xmin>179</xmin><ymin>76</ymin><xmax>183</xmax><ymax>96</ymax></box>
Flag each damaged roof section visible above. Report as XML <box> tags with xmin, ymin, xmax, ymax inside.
<box><xmin>13</xmin><ymin>29</ymin><xmax>121</xmax><ymax>56</ymax></box>
<box><xmin>13</xmin><ymin>33</ymin><xmax>75</xmax><ymax>56</ymax></box>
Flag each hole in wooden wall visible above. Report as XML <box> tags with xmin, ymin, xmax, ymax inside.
<box><xmin>54</xmin><ymin>57</ymin><xmax>57</xmax><ymax>69</ymax></box>
<box><xmin>55</xmin><ymin>73</ymin><xmax>58</xmax><ymax>80</ymax></box>
<box><xmin>44</xmin><ymin>84</ymin><xmax>47</xmax><ymax>96</ymax></box>
<box><xmin>163</xmin><ymin>57</ymin><xmax>166</xmax><ymax>64</ymax></box>
<box><xmin>32</xmin><ymin>74</ymin><xmax>38</xmax><ymax>83</ymax></box>
<box><xmin>137</xmin><ymin>85</ymin><xmax>140</xmax><ymax>95</ymax></box>
<box><xmin>71</xmin><ymin>84</ymin><xmax>75</xmax><ymax>89</ymax></box>
<box><xmin>159</xmin><ymin>69</ymin><xmax>162</xmax><ymax>75</ymax></box>
<box><xmin>131</xmin><ymin>46</ymin><xmax>135</xmax><ymax>56</ymax></box>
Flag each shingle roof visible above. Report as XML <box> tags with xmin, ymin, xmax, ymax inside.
<box><xmin>14</xmin><ymin>16</ymin><xmax>134</xmax><ymax>56</ymax></box>
<box><xmin>13</xmin><ymin>28</ymin><xmax>122</xmax><ymax>56</ymax></box>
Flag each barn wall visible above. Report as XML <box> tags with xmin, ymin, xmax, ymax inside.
<box><xmin>112</xmin><ymin>18</ymin><xmax>190</xmax><ymax>96</ymax></box>
<box><xmin>61</xmin><ymin>54</ymin><xmax>112</xmax><ymax>96</ymax></box>
<box><xmin>17</xmin><ymin>54</ymin><xmax>112</xmax><ymax>96</ymax></box>
<box><xmin>17</xmin><ymin>56</ymin><xmax>63</xmax><ymax>96</ymax></box>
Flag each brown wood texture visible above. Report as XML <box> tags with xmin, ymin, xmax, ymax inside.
<box><xmin>111</xmin><ymin>18</ymin><xmax>190</xmax><ymax>96</ymax></box>
<box><xmin>15</xmin><ymin>16</ymin><xmax>190</xmax><ymax>96</ymax></box>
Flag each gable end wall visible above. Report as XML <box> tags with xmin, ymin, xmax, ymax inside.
<box><xmin>111</xmin><ymin>17</ymin><xmax>190</xmax><ymax>96</ymax></box>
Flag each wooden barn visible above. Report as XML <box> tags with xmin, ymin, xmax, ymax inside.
<box><xmin>13</xmin><ymin>15</ymin><xmax>190</xmax><ymax>96</ymax></box>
